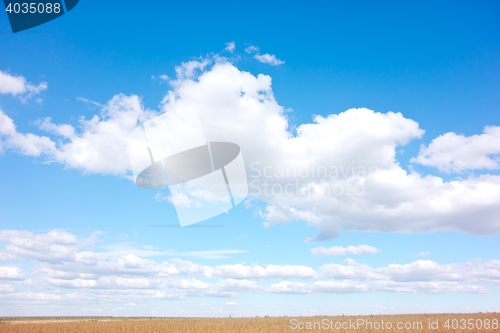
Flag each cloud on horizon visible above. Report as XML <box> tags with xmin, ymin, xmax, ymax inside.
<box><xmin>0</xmin><ymin>229</ymin><xmax>497</xmax><ymax>313</ymax></box>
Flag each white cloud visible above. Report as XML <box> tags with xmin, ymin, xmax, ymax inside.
<box><xmin>414</xmin><ymin>251</ymin><xmax>430</xmax><ymax>257</ymax></box>
<box><xmin>173</xmin><ymin>58</ymin><xmax>211</xmax><ymax>82</ymax></box>
<box><xmin>98</xmin><ymin>244</ymin><xmax>172</xmax><ymax>258</ymax></box>
<box><xmin>0</xmin><ymin>110</ymin><xmax>17</xmax><ymax>138</ymax></box>
<box><xmin>0</xmin><ymin>71</ymin><xmax>26</xmax><ymax>95</ymax></box>
<box><xmin>0</xmin><ymin>229</ymin><xmax>497</xmax><ymax>310</ymax></box>
<box><xmin>215</xmin><ymin>278</ymin><xmax>263</xmax><ymax>293</ymax></box>
<box><xmin>156</xmin><ymin>60</ymin><xmax>500</xmax><ymax>240</ymax></box>
<box><xmin>162</xmin><ymin>188</ymin><xmax>232</xmax><ymax>210</ymax></box>
<box><xmin>1</xmin><ymin>94</ymin><xmax>155</xmax><ymax>174</ymax></box>
<box><xmin>77</xmin><ymin>97</ymin><xmax>104</xmax><ymax>107</ymax></box>
<box><xmin>213</xmin><ymin>264</ymin><xmax>318</xmax><ymax>280</ymax></box>
<box><xmin>37</xmin><ymin>118</ymin><xmax>75</xmax><ymax>138</ymax></box>
<box><xmin>0</xmin><ymin>108</ymin><xmax>55</xmax><ymax>156</ymax></box>
<box><xmin>0</xmin><ymin>70</ymin><xmax>47</xmax><ymax>102</ymax></box>
<box><xmin>160</xmin><ymin>74</ymin><xmax>169</xmax><ymax>81</ymax></box>
<box><xmin>225</xmin><ymin>41</ymin><xmax>235</xmax><ymax>53</ymax></box>
<box><xmin>412</xmin><ymin>126</ymin><xmax>500</xmax><ymax>172</ymax></box>
<box><xmin>319</xmin><ymin>259</ymin><xmax>386</xmax><ymax>280</ymax></box>
<box><xmin>3</xmin><ymin>61</ymin><xmax>500</xmax><ymax>241</ymax></box>
<box><xmin>311</xmin><ymin>245</ymin><xmax>380</xmax><ymax>257</ymax></box>
<box><xmin>269</xmin><ymin>280</ymin><xmax>368</xmax><ymax>294</ymax></box>
<box><xmin>254</xmin><ymin>53</ymin><xmax>285</xmax><ymax>66</ymax></box>
<box><xmin>320</xmin><ymin>258</ymin><xmax>500</xmax><ymax>286</ymax></box>
<box><xmin>167</xmin><ymin>193</ymin><xmax>194</xmax><ymax>208</ymax></box>
<box><xmin>0</xmin><ymin>267</ymin><xmax>26</xmax><ymax>280</ymax></box>
<box><xmin>225</xmin><ymin>301</ymin><xmax>238</xmax><ymax>306</ymax></box>
<box><xmin>0</xmin><ymin>230</ymin><xmax>80</xmax><ymax>263</ymax></box>
<box><xmin>378</xmin><ymin>259</ymin><xmax>500</xmax><ymax>284</ymax></box>
<box><xmin>49</xmin><ymin>94</ymin><xmax>155</xmax><ymax>174</ymax></box>
<box><xmin>0</xmin><ymin>284</ymin><xmax>15</xmax><ymax>293</ymax></box>
<box><xmin>269</xmin><ymin>280</ymin><xmax>488</xmax><ymax>294</ymax></box>
<box><xmin>244</xmin><ymin>45</ymin><xmax>259</xmax><ymax>53</ymax></box>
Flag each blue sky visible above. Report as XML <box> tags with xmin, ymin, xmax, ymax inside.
<box><xmin>0</xmin><ymin>0</ymin><xmax>500</xmax><ymax>317</ymax></box>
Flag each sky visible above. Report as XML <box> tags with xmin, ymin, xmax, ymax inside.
<box><xmin>0</xmin><ymin>0</ymin><xmax>500</xmax><ymax>317</ymax></box>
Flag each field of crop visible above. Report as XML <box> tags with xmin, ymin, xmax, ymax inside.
<box><xmin>0</xmin><ymin>313</ymin><xmax>498</xmax><ymax>332</ymax></box>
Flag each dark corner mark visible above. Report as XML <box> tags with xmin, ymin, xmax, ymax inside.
<box><xmin>3</xmin><ymin>0</ymin><xmax>79</xmax><ymax>33</ymax></box>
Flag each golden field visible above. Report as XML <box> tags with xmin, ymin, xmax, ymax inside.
<box><xmin>0</xmin><ymin>313</ymin><xmax>499</xmax><ymax>332</ymax></box>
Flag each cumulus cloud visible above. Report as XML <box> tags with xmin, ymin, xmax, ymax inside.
<box><xmin>225</xmin><ymin>41</ymin><xmax>235</xmax><ymax>53</ymax></box>
<box><xmin>156</xmin><ymin>59</ymin><xmax>500</xmax><ymax>240</ymax></box>
<box><xmin>2</xmin><ymin>61</ymin><xmax>500</xmax><ymax>241</ymax></box>
<box><xmin>0</xmin><ymin>95</ymin><xmax>155</xmax><ymax>174</ymax></box>
<box><xmin>0</xmin><ymin>70</ymin><xmax>47</xmax><ymax>102</ymax></box>
<box><xmin>414</xmin><ymin>251</ymin><xmax>430</xmax><ymax>257</ymax></box>
<box><xmin>412</xmin><ymin>126</ymin><xmax>500</xmax><ymax>172</ymax></box>
<box><xmin>254</xmin><ymin>53</ymin><xmax>285</xmax><ymax>66</ymax></box>
<box><xmin>311</xmin><ymin>245</ymin><xmax>380</xmax><ymax>257</ymax></box>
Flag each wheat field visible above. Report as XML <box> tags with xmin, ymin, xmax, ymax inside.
<box><xmin>0</xmin><ymin>313</ymin><xmax>498</xmax><ymax>332</ymax></box>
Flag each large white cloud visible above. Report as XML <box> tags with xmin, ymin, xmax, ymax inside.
<box><xmin>2</xmin><ymin>60</ymin><xmax>500</xmax><ymax>240</ymax></box>
<box><xmin>412</xmin><ymin>126</ymin><xmax>500</xmax><ymax>172</ymax></box>
<box><xmin>156</xmin><ymin>60</ymin><xmax>500</xmax><ymax>240</ymax></box>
